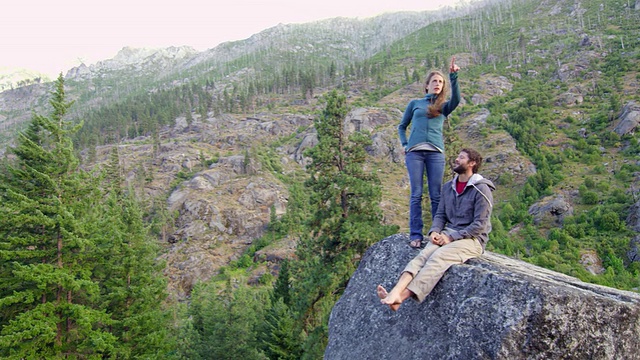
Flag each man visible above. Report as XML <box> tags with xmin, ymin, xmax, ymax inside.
<box><xmin>377</xmin><ymin>148</ymin><xmax>495</xmax><ymax>311</ymax></box>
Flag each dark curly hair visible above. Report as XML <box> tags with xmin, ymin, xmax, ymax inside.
<box><xmin>460</xmin><ymin>148</ymin><xmax>483</xmax><ymax>173</ymax></box>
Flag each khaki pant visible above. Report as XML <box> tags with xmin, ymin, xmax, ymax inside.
<box><xmin>403</xmin><ymin>238</ymin><xmax>483</xmax><ymax>303</ymax></box>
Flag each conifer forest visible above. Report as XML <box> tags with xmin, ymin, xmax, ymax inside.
<box><xmin>1</xmin><ymin>0</ymin><xmax>639</xmax><ymax>358</ymax></box>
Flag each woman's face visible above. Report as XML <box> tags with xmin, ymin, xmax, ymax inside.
<box><xmin>426</xmin><ymin>74</ymin><xmax>444</xmax><ymax>95</ymax></box>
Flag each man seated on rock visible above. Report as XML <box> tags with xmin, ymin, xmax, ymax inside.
<box><xmin>378</xmin><ymin>148</ymin><xmax>495</xmax><ymax>311</ymax></box>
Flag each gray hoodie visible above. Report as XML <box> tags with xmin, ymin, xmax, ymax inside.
<box><xmin>428</xmin><ymin>173</ymin><xmax>495</xmax><ymax>250</ymax></box>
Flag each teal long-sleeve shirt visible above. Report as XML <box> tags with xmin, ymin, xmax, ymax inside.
<box><xmin>398</xmin><ymin>72</ymin><xmax>460</xmax><ymax>152</ymax></box>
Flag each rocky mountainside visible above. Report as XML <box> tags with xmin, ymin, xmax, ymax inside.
<box><xmin>1</xmin><ymin>0</ymin><xmax>639</xmax><ymax>301</ymax></box>
<box><xmin>0</xmin><ymin>67</ymin><xmax>49</xmax><ymax>92</ymax></box>
<box><xmin>326</xmin><ymin>234</ymin><xmax>640</xmax><ymax>359</ymax></box>
<box><xmin>65</xmin><ymin>46</ymin><xmax>199</xmax><ymax>81</ymax></box>
<box><xmin>0</xmin><ymin>11</ymin><xmax>444</xmax><ymax>149</ymax></box>
<box><xmin>86</xmin><ymin>70</ymin><xmax>540</xmax><ymax>298</ymax></box>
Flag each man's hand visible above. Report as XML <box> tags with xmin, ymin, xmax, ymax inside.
<box><xmin>449</xmin><ymin>56</ymin><xmax>460</xmax><ymax>73</ymax></box>
<box><xmin>430</xmin><ymin>232</ymin><xmax>453</xmax><ymax>246</ymax></box>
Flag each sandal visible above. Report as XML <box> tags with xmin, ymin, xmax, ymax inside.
<box><xmin>409</xmin><ymin>239</ymin><xmax>422</xmax><ymax>248</ymax></box>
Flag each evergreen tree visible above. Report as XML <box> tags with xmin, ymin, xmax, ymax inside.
<box><xmin>271</xmin><ymin>259</ymin><xmax>292</xmax><ymax>306</ymax></box>
<box><xmin>260</xmin><ymin>259</ymin><xmax>302</xmax><ymax>359</ymax></box>
<box><xmin>104</xmin><ymin>146</ymin><xmax>123</xmax><ymax>190</ymax></box>
<box><xmin>180</xmin><ymin>279</ymin><xmax>268</xmax><ymax>360</ymax></box>
<box><xmin>412</xmin><ymin>69</ymin><xmax>420</xmax><ymax>83</ymax></box>
<box><xmin>0</xmin><ymin>74</ymin><xmax>116</xmax><ymax>358</ymax></box>
<box><xmin>261</xmin><ymin>298</ymin><xmax>301</xmax><ymax>360</ymax></box>
<box><xmin>273</xmin><ymin>182</ymin><xmax>310</xmax><ymax>237</ymax></box>
<box><xmin>89</xmin><ymin>190</ymin><xmax>174</xmax><ymax>358</ymax></box>
<box><xmin>292</xmin><ymin>90</ymin><xmax>398</xmax><ymax>358</ymax></box>
<box><xmin>0</xmin><ymin>75</ymin><xmax>174</xmax><ymax>358</ymax></box>
<box><xmin>328</xmin><ymin>62</ymin><xmax>337</xmax><ymax>80</ymax></box>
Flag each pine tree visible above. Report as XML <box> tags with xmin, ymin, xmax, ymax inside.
<box><xmin>271</xmin><ymin>259</ymin><xmax>292</xmax><ymax>306</ymax></box>
<box><xmin>104</xmin><ymin>146</ymin><xmax>123</xmax><ymax>190</ymax></box>
<box><xmin>292</xmin><ymin>90</ymin><xmax>398</xmax><ymax>358</ymax></box>
<box><xmin>328</xmin><ymin>62</ymin><xmax>337</xmax><ymax>81</ymax></box>
<box><xmin>89</xmin><ymin>190</ymin><xmax>174</xmax><ymax>358</ymax></box>
<box><xmin>261</xmin><ymin>298</ymin><xmax>301</xmax><ymax>360</ymax></box>
<box><xmin>0</xmin><ymin>74</ymin><xmax>116</xmax><ymax>358</ymax></box>
<box><xmin>0</xmin><ymin>74</ymin><xmax>174</xmax><ymax>358</ymax></box>
<box><xmin>180</xmin><ymin>280</ymin><xmax>268</xmax><ymax>360</ymax></box>
<box><xmin>260</xmin><ymin>259</ymin><xmax>302</xmax><ymax>359</ymax></box>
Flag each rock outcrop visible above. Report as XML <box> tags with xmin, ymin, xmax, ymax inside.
<box><xmin>627</xmin><ymin>199</ymin><xmax>640</xmax><ymax>232</ymax></box>
<box><xmin>628</xmin><ymin>235</ymin><xmax>640</xmax><ymax>263</ymax></box>
<box><xmin>614</xmin><ymin>101</ymin><xmax>640</xmax><ymax>136</ymax></box>
<box><xmin>325</xmin><ymin>233</ymin><xmax>640</xmax><ymax>360</ymax></box>
<box><xmin>456</xmin><ymin>108</ymin><xmax>536</xmax><ymax>186</ymax></box>
<box><xmin>528</xmin><ymin>193</ymin><xmax>574</xmax><ymax>226</ymax></box>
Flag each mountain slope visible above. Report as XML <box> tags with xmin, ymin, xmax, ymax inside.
<box><xmin>1</xmin><ymin>0</ymin><xmax>639</xmax><ymax>298</ymax></box>
<box><xmin>0</xmin><ymin>11</ymin><xmax>447</xmax><ymax>151</ymax></box>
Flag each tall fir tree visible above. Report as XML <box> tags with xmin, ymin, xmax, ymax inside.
<box><xmin>0</xmin><ymin>74</ymin><xmax>117</xmax><ymax>358</ymax></box>
<box><xmin>0</xmin><ymin>74</ymin><xmax>174</xmax><ymax>358</ymax></box>
<box><xmin>292</xmin><ymin>90</ymin><xmax>398</xmax><ymax>358</ymax></box>
<box><xmin>178</xmin><ymin>279</ymin><xmax>268</xmax><ymax>360</ymax></box>
<box><xmin>88</xmin><ymin>189</ymin><xmax>174</xmax><ymax>358</ymax></box>
<box><xmin>261</xmin><ymin>259</ymin><xmax>302</xmax><ymax>360</ymax></box>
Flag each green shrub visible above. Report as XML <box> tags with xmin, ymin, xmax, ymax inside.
<box><xmin>596</xmin><ymin>212</ymin><xmax>624</xmax><ymax>231</ymax></box>
<box><xmin>581</xmin><ymin>191</ymin><xmax>599</xmax><ymax>205</ymax></box>
<box><xmin>233</xmin><ymin>254</ymin><xmax>254</xmax><ymax>269</ymax></box>
<box><xmin>596</xmin><ymin>181</ymin><xmax>610</xmax><ymax>192</ymax></box>
<box><xmin>583</xmin><ymin>177</ymin><xmax>596</xmax><ymax>189</ymax></box>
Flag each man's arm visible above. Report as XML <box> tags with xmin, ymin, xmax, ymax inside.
<box><xmin>428</xmin><ymin>187</ymin><xmax>448</xmax><ymax>238</ymax></box>
<box><xmin>448</xmin><ymin>184</ymin><xmax>493</xmax><ymax>241</ymax></box>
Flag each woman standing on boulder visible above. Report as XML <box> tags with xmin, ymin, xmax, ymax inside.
<box><xmin>398</xmin><ymin>57</ymin><xmax>461</xmax><ymax>249</ymax></box>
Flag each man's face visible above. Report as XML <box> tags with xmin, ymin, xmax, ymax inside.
<box><xmin>453</xmin><ymin>151</ymin><xmax>474</xmax><ymax>174</ymax></box>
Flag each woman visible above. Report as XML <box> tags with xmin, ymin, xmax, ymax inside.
<box><xmin>398</xmin><ymin>57</ymin><xmax>460</xmax><ymax>248</ymax></box>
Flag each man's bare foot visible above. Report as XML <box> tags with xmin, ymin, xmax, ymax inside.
<box><xmin>376</xmin><ymin>285</ymin><xmax>401</xmax><ymax>311</ymax></box>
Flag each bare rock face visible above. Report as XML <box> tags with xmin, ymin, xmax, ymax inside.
<box><xmin>476</xmin><ymin>74</ymin><xmax>513</xmax><ymax>97</ymax></box>
<box><xmin>628</xmin><ymin>200</ymin><xmax>640</xmax><ymax>232</ymax></box>
<box><xmin>66</xmin><ymin>46</ymin><xmax>198</xmax><ymax>81</ymax></box>
<box><xmin>325</xmin><ymin>234</ymin><xmax>640</xmax><ymax>360</ymax></box>
<box><xmin>458</xmin><ymin>109</ymin><xmax>536</xmax><ymax>187</ymax></box>
<box><xmin>367</xmin><ymin>129</ymin><xmax>404</xmax><ymax>163</ymax></box>
<box><xmin>293</xmin><ymin>132</ymin><xmax>318</xmax><ymax>167</ymax></box>
<box><xmin>556</xmin><ymin>91</ymin><xmax>584</xmax><ymax>106</ymax></box>
<box><xmin>629</xmin><ymin>235</ymin><xmax>640</xmax><ymax>263</ymax></box>
<box><xmin>614</xmin><ymin>101</ymin><xmax>640</xmax><ymax>136</ymax></box>
<box><xmin>471</xmin><ymin>93</ymin><xmax>489</xmax><ymax>105</ymax></box>
<box><xmin>343</xmin><ymin>107</ymin><xmax>399</xmax><ymax>135</ymax></box>
<box><xmin>528</xmin><ymin>193</ymin><xmax>574</xmax><ymax>226</ymax></box>
<box><xmin>580</xmin><ymin>249</ymin><xmax>605</xmax><ymax>275</ymax></box>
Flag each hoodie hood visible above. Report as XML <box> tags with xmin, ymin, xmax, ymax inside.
<box><xmin>453</xmin><ymin>174</ymin><xmax>496</xmax><ymax>207</ymax></box>
<box><xmin>467</xmin><ymin>174</ymin><xmax>496</xmax><ymax>189</ymax></box>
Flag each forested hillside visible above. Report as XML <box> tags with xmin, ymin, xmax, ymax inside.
<box><xmin>1</xmin><ymin>0</ymin><xmax>639</xmax><ymax>358</ymax></box>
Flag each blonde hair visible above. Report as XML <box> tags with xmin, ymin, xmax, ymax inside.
<box><xmin>424</xmin><ymin>70</ymin><xmax>450</xmax><ymax>118</ymax></box>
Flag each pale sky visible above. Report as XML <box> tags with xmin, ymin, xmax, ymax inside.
<box><xmin>1</xmin><ymin>0</ymin><xmax>455</xmax><ymax>79</ymax></box>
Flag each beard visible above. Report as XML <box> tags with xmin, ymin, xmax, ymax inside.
<box><xmin>453</xmin><ymin>163</ymin><xmax>467</xmax><ymax>174</ymax></box>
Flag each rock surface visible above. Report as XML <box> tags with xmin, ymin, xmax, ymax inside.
<box><xmin>528</xmin><ymin>193</ymin><xmax>574</xmax><ymax>226</ymax></box>
<box><xmin>627</xmin><ymin>199</ymin><xmax>640</xmax><ymax>232</ymax></box>
<box><xmin>614</xmin><ymin>101</ymin><xmax>640</xmax><ymax>136</ymax></box>
<box><xmin>325</xmin><ymin>233</ymin><xmax>640</xmax><ymax>360</ymax></box>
